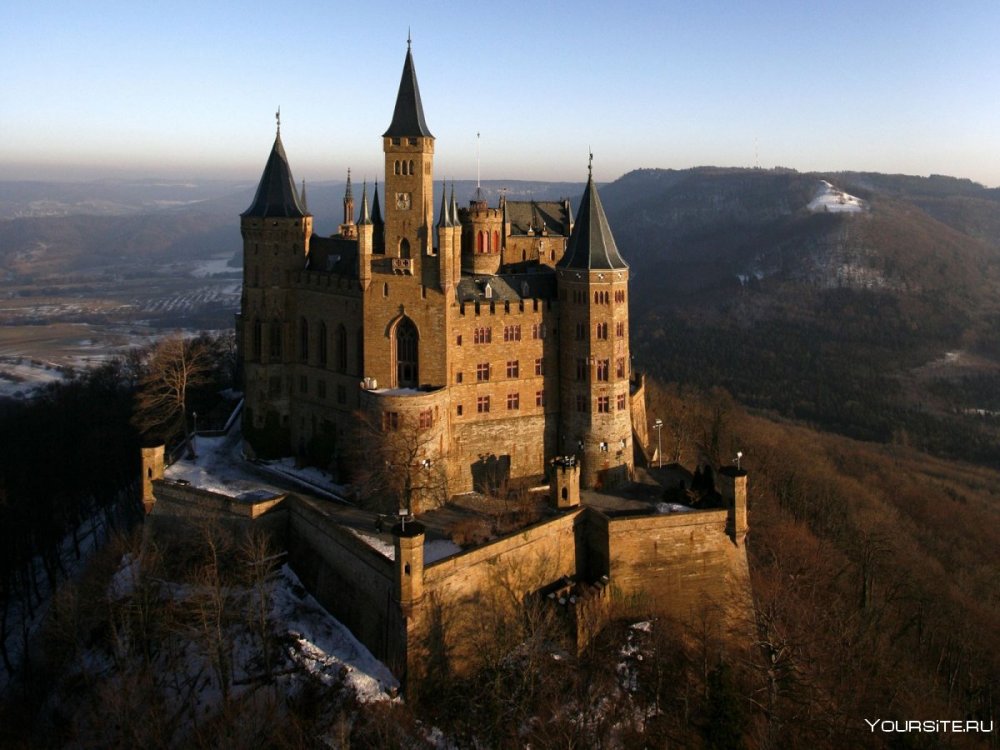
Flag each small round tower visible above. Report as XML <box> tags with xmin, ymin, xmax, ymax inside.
<box><xmin>461</xmin><ymin>194</ymin><xmax>504</xmax><ymax>275</ymax></box>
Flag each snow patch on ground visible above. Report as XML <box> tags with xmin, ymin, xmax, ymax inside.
<box><xmin>0</xmin><ymin>357</ymin><xmax>70</xmax><ymax>398</ymax></box>
<box><xmin>165</xmin><ymin>432</ymin><xmax>285</xmax><ymax>499</ymax></box>
<box><xmin>655</xmin><ymin>502</ymin><xmax>694</xmax><ymax>514</ymax></box>
<box><xmin>273</xmin><ymin>565</ymin><xmax>398</xmax><ymax>702</ymax></box>
<box><xmin>808</xmin><ymin>180</ymin><xmax>867</xmax><ymax>213</ymax></box>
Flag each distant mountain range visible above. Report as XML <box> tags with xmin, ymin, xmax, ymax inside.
<box><xmin>2</xmin><ymin>168</ymin><xmax>999</xmax><ymax>463</ymax></box>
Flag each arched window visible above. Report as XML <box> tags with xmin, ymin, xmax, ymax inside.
<box><xmin>477</xmin><ymin>231</ymin><xmax>484</xmax><ymax>253</ymax></box>
<box><xmin>299</xmin><ymin>318</ymin><xmax>309</xmax><ymax>361</ymax></box>
<box><xmin>269</xmin><ymin>320</ymin><xmax>282</xmax><ymax>359</ymax></box>
<box><xmin>399</xmin><ymin>238</ymin><xmax>411</xmax><ymax>258</ymax></box>
<box><xmin>336</xmin><ymin>324</ymin><xmax>348</xmax><ymax>373</ymax></box>
<box><xmin>493</xmin><ymin>230</ymin><xmax>500</xmax><ymax>252</ymax></box>
<box><xmin>408</xmin><ymin>159</ymin><xmax>414</xmax><ymax>175</ymax></box>
<box><xmin>394</xmin><ymin>160</ymin><xmax>400</xmax><ymax>175</ymax></box>
<box><xmin>402</xmin><ymin>161</ymin><xmax>408</xmax><ymax>175</ymax></box>
<box><xmin>252</xmin><ymin>318</ymin><xmax>262</xmax><ymax>360</ymax></box>
<box><xmin>395</xmin><ymin>317</ymin><xmax>418</xmax><ymax>387</ymax></box>
<box><xmin>317</xmin><ymin>321</ymin><xmax>327</xmax><ymax>366</ymax></box>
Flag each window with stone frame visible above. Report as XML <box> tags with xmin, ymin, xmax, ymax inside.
<box><xmin>597</xmin><ymin>396</ymin><xmax>610</xmax><ymax>413</ymax></box>
<box><xmin>617</xmin><ymin>393</ymin><xmax>627</xmax><ymax>410</ymax></box>
<box><xmin>536</xmin><ymin>390</ymin><xmax>545</xmax><ymax>407</ymax></box>
<box><xmin>476</xmin><ymin>362</ymin><xmax>490</xmax><ymax>381</ymax></box>
<box><xmin>477</xmin><ymin>396</ymin><xmax>490</xmax><ymax>413</ymax></box>
<box><xmin>534</xmin><ymin>358</ymin><xmax>543</xmax><ymax>376</ymax></box>
<box><xmin>506</xmin><ymin>392</ymin><xmax>519</xmax><ymax>410</ymax></box>
<box><xmin>596</xmin><ymin>359</ymin><xmax>609</xmax><ymax>381</ymax></box>
<box><xmin>383</xmin><ymin>411</ymin><xmax>399</xmax><ymax>431</ymax></box>
<box><xmin>506</xmin><ymin>360</ymin><xmax>519</xmax><ymax>378</ymax></box>
<box><xmin>616</xmin><ymin>357</ymin><xmax>626</xmax><ymax>378</ymax></box>
<box><xmin>474</xmin><ymin>326</ymin><xmax>492</xmax><ymax>344</ymax></box>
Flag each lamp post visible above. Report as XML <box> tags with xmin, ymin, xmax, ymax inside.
<box><xmin>653</xmin><ymin>418</ymin><xmax>663</xmax><ymax>469</ymax></box>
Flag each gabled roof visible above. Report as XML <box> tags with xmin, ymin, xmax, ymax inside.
<box><xmin>242</xmin><ymin>133</ymin><xmax>308</xmax><ymax>219</ymax></box>
<box><xmin>382</xmin><ymin>44</ymin><xmax>433</xmax><ymax>138</ymax></box>
<box><xmin>505</xmin><ymin>200</ymin><xmax>571</xmax><ymax>237</ymax></box>
<box><xmin>557</xmin><ymin>175</ymin><xmax>627</xmax><ymax>270</ymax></box>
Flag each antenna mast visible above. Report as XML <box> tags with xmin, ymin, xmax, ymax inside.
<box><xmin>476</xmin><ymin>131</ymin><xmax>481</xmax><ymax>200</ymax></box>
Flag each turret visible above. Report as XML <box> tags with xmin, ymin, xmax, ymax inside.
<box><xmin>372</xmin><ymin>180</ymin><xmax>385</xmax><ymax>253</ymax></box>
<box><xmin>393</xmin><ymin>518</ymin><xmax>425</xmax><ymax>615</ymax></box>
<box><xmin>461</xmin><ymin>195</ymin><xmax>504</xmax><ymax>275</ymax></box>
<box><xmin>719</xmin><ymin>466</ymin><xmax>749</xmax><ymax>546</ymax></box>
<box><xmin>340</xmin><ymin>169</ymin><xmax>357</xmax><ymax>239</ymax></box>
<box><xmin>140</xmin><ymin>443</ymin><xmax>165</xmax><ymax>513</ymax></box>
<box><xmin>551</xmin><ymin>456</ymin><xmax>581</xmax><ymax>509</ymax></box>
<box><xmin>358</xmin><ymin>181</ymin><xmax>373</xmax><ymax>291</ymax></box>
<box><xmin>436</xmin><ymin>180</ymin><xmax>455</xmax><ymax>291</ymax></box>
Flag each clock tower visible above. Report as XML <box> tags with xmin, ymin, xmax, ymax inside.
<box><xmin>383</xmin><ymin>37</ymin><xmax>434</xmax><ymax>262</ymax></box>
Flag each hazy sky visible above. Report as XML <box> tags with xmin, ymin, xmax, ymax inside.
<box><xmin>2</xmin><ymin>1</ymin><xmax>999</xmax><ymax>186</ymax></box>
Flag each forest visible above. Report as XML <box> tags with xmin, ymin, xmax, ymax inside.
<box><xmin>1</xmin><ymin>372</ymin><xmax>997</xmax><ymax>748</ymax></box>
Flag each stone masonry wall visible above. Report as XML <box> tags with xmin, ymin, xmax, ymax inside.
<box><xmin>595</xmin><ymin>508</ymin><xmax>752</xmax><ymax>624</ymax></box>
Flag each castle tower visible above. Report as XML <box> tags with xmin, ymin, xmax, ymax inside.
<box><xmin>461</xmin><ymin>193</ymin><xmax>504</xmax><ymax>276</ymax></box>
<box><xmin>340</xmin><ymin>169</ymin><xmax>357</xmax><ymax>239</ymax></box>
<box><xmin>556</xmin><ymin>158</ymin><xmax>632</xmax><ymax>488</ymax></box>
<box><xmin>382</xmin><ymin>38</ymin><xmax>434</xmax><ymax>263</ymax></box>
<box><xmin>239</xmin><ymin>114</ymin><xmax>312</xmax><ymax>447</ymax></box>
<box><xmin>360</xmin><ymin>39</ymin><xmax>451</xmax><ymax>391</ymax></box>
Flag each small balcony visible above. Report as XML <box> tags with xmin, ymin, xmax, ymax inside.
<box><xmin>392</xmin><ymin>258</ymin><xmax>413</xmax><ymax>275</ymax></box>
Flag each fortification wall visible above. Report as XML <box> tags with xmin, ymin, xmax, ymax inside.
<box><xmin>414</xmin><ymin>509</ymin><xmax>585</xmax><ymax>673</ymax></box>
<box><xmin>284</xmin><ymin>496</ymin><xmax>405</xmax><ymax>672</ymax></box>
<box><xmin>592</xmin><ymin>508</ymin><xmax>752</xmax><ymax>623</ymax></box>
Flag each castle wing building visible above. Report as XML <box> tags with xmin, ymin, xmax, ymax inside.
<box><xmin>238</xmin><ymin>43</ymin><xmax>638</xmax><ymax>502</ymax></box>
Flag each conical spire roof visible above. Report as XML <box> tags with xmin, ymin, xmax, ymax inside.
<box><xmin>437</xmin><ymin>180</ymin><xmax>450</xmax><ymax>228</ymax></box>
<box><xmin>359</xmin><ymin>181</ymin><xmax>372</xmax><ymax>226</ymax></box>
<box><xmin>383</xmin><ymin>41</ymin><xmax>433</xmax><ymax>138</ymax></box>
<box><xmin>557</xmin><ymin>162</ymin><xmax>627</xmax><ymax>271</ymax></box>
<box><xmin>242</xmin><ymin>130</ymin><xmax>308</xmax><ymax>219</ymax></box>
<box><xmin>371</xmin><ymin>180</ymin><xmax>384</xmax><ymax>225</ymax></box>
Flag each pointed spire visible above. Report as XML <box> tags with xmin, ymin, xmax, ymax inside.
<box><xmin>371</xmin><ymin>179</ymin><xmax>384</xmax><ymax>225</ymax></box>
<box><xmin>359</xmin><ymin>180</ymin><xmax>372</xmax><ymax>225</ymax></box>
<box><xmin>556</xmin><ymin>157</ymin><xmax>627</xmax><ymax>270</ymax></box>
<box><xmin>242</xmin><ymin>124</ymin><xmax>308</xmax><ymax>219</ymax></box>
<box><xmin>345</xmin><ymin>168</ymin><xmax>353</xmax><ymax>200</ymax></box>
<box><xmin>437</xmin><ymin>180</ymin><xmax>450</xmax><ymax>228</ymax></box>
<box><xmin>450</xmin><ymin>183</ymin><xmax>460</xmax><ymax>226</ymax></box>
<box><xmin>301</xmin><ymin>179</ymin><xmax>308</xmax><ymax>212</ymax></box>
<box><xmin>383</xmin><ymin>39</ymin><xmax>433</xmax><ymax>138</ymax></box>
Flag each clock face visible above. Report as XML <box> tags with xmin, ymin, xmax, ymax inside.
<box><xmin>395</xmin><ymin>192</ymin><xmax>411</xmax><ymax>210</ymax></box>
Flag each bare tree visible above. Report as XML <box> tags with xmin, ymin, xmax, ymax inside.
<box><xmin>132</xmin><ymin>335</ymin><xmax>214</xmax><ymax>444</ymax></box>
<box><xmin>351</xmin><ymin>410</ymin><xmax>449</xmax><ymax>514</ymax></box>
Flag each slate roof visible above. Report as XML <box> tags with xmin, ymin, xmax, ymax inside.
<box><xmin>383</xmin><ymin>45</ymin><xmax>433</xmax><ymax>138</ymax></box>
<box><xmin>456</xmin><ymin>271</ymin><xmax>557</xmax><ymax>303</ymax></box>
<box><xmin>505</xmin><ymin>200</ymin><xmax>572</xmax><ymax>237</ymax></box>
<box><xmin>306</xmin><ymin>236</ymin><xmax>358</xmax><ymax>278</ymax></box>
<box><xmin>242</xmin><ymin>133</ymin><xmax>308</xmax><ymax>219</ymax></box>
<box><xmin>557</xmin><ymin>176</ymin><xmax>628</xmax><ymax>270</ymax></box>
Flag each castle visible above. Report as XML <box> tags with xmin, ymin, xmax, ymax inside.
<box><xmin>141</xmin><ymin>42</ymin><xmax>751</xmax><ymax>693</ymax></box>
<box><xmin>237</xmin><ymin>40</ymin><xmax>639</xmax><ymax>501</ymax></box>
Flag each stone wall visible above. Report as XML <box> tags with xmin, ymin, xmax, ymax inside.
<box><xmin>594</xmin><ymin>508</ymin><xmax>752</xmax><ymax>624</ymax></box>
<box><xmin>284</xmin><ymin>497</ymin><xmax>405</xmax><ymax>673</ymax></box>
<box><xmin>412</xmin><ymin>509</ymin><xmax>586</xmax><ymax>676</ymax></box>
